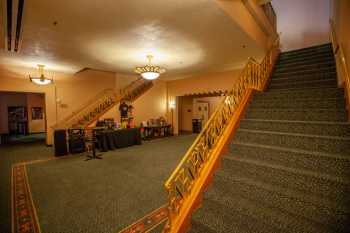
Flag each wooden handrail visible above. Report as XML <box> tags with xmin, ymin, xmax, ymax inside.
<box><xmin>330</xmin><ymin>20</ymin><xmax>350</xmax><ymax>121</ymax></box>
<box><xmin>162</xmin><ymin>37</ymin><xmax>280</xmax><ymax>233</ymax></box>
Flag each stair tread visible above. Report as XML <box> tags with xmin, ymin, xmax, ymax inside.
<box><xmin>254</xmin><ymin>96</ymin><xmax>344</xmax><ymax>100</ymax></box>
<box><xmin>202</xmin><ymin>181</ymin><xmax>337</xmax><ymax>233</ymax></box>
<box><xmin>274</xmin><ymin>67</ymin><xmax>336</xmax><ymax>75</ymax></box>
<box><xmin>248</xmin><ymin>107</ymin><xmax>346</xmax><ymax>111</ymax></box>
<box><xmin>281</xmin><ymin>44</ymin><xmax>331</xmax><ymax>53</ymax></box>
<box><xmin>241</xmin><ymin>118</ymin><xmax>350</xmax><ymax>126</ymax></box>
<box><xmin>267</xmin><ymin>85</ymin><xmax>338</xmax><ymax>91</ymax></box>
<box><xmin>275</xmin><ymin>61</ymin><xmax>335</xmax><ymax>69</ymax></box>
<box><xmin>270</xmin><ymin>78</ymin><xmax>336</xmax><ymax>85</ymax></box>
<box><xmin>276</xmin><ymin>56</ymin><xmax>334</xmax><ymax>65</ymax></box>
<box><xmin>237</xmin><ymin>128</ymin><xmax>350</xmax><ymax>140</ymax></box>
<box><xmin>232</xmin><ymin>141</ymin><xmax>350</xmax><ymax>162</ymax></box>
<box><xmin>271</xmin><ymin>74</ymin><xmax>337</xmax><ymax>82</ymax></box>
<box><xmin>192</xmin><ymin>198</ymin><xmax>286</xmax><ymax>233</ymax></box>
<box><xmin>279</xmin><ymin>51</ymin><xmax>333</xmax><ymax>60</ymax></box>
<box><xmin>264</xmin><ymin>86</ymin><xmax>341</xmax><ymax>92</ymax></box>
<box><xmin>223</xmin><ymin>157</ymin><xmax>350</xmax><ymax>185</ymax></box>
<box><xmin>215</xmin><ymin>172</ymin><xmax>350</xmax><ymax>215</ymax></box>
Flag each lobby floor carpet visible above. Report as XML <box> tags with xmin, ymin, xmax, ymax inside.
<box><xmin>10</xmin><ymin>134</ymin><xmax>195</xmax><ymax>233</ymax></box>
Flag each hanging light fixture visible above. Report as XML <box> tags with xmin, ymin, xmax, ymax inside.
<box><xmin>135</xmin><ymin>55</ymin><xmax>166</xmax><ymax>80</ymax></box>
<box><xmin>29</xmin><ymin>64</ymin><xmax>53</xmax><ymax>85</ymax></box>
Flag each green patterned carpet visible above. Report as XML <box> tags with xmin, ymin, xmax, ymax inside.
<box><xmin>7</xmin><ymin>134</ymin><xmax>195</xmax><ymax>233</ymax></box>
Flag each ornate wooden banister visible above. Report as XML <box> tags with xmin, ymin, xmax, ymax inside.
<box><xmin>52</xmin><ymin>78</ymin><xmax>153</xmax><ymax>129</ymax></box>
<box><xmin>162</xmin><ymin>37</ymin><xmax>280</xmax><ymax>233</ymax></box>
<box><xmin>330</xmin><ymin>20</ymin><xmax>350</xmax><ymax>121</ymax></box>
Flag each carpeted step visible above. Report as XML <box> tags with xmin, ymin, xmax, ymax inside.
<box><xmin>239</xmin><ymin>119</ymin><xmax>350</xmax><ymax>137</ymax></box>
<box><xmin>275</xmin><ymin>56</ymin><xmax>335</xmax><ymax>69</ymax></box>
<box><xmin>190</xmin><ymin>196</ymin><xmax>288</xmax><ymax>233</ymax></box>
<box><xmin>274</xmin><ymin>61</ymin><xmax>335</xmax><ymax>73</ymax></box>
<box><xmin>197</xmin><ymin>176</ymin><xmax>338</xmax><ymax>233</ymax></box>
<box><xmin>249</xmin><ymin>97</ymin><xmax>345</xmax><ymax>109</ymax></box>
<box><xmin>189</xmin><ymin>220</ymin><xmax>217</xmax><ymax>233</ymax></box>
<box><xmin>280</xmin><ymin>44</ymin><xmax>332</xmax><ymax>57</ymax></box>
<box><xmin>272</xmin><ymin>67</ymin><xmax>336</xmax><ymax>78</ymax></box>
<box><xmin>268</xmin><ymin>78</ymin><xmax>337</xmax><ymax>90</ymax></box>
<box><xmin>280</xmin><ymin>46</ymin><xmax>332</xmax><ymax>57</ymax></box>
<box><xmin>234</xmin><ymin>129</ymin><xmax>350</xmax><ymax>154</ymax></box>
<box><xmin>278</xmin><ymin>52</ymin><xmax>333</xmax><ymax>64</ymax></box>
<box><xmin>230</xmin><ymin>141</ymin><xmax>350</xmax><ymax>177</ymax></box>
<box><xmin>221</xmin><ymin>157</ymin><xmax>350</xmax><ymax>202</ymax></box>
<box><xmin>209</xmin><ymin>173</ymin><xmax>350</xmax><ymax>232</ymax></box>
<box><xmin>279</xmin><ymin>47</ymin><xmax>333</xmax><ymax>60</ymax></box>
<box><xmin>278</xmin><ymin>54</ymin><xmax>334</xmax><ymax>67</ymax></box>
<box><xmin>245</xmin><ymin>107</ymin><xmax>348</xmax><ymax>121</ymax></box>
<box><xmin>271</xmin><ymin>72</ymin><xmax>336</xmax><ymax>83</ymax></box>
<box><xmin>254</xmin><ymin>87</ymin><xmax>344</xmax><ymax>100</ymax></box>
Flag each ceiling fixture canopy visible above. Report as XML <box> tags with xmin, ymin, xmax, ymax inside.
<box><xmin>135</xmin><ymin>55</ymin><xmax>166</xmax><ymax>80</ymax></box>
<box><xmin>29</xmin><ymin>64</ymin><xmax>53</xmax><ymax>85</ymax></box>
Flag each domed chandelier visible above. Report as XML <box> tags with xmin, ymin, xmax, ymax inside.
<box><xmin>135</xmin><ymin>55</ymin><xmax>166</xmax><ymax>80</ymax></box>
<box><xmin>29</xmin><ymin>64</ymin><xmax>53</xmax><ymax>85</ymax></box>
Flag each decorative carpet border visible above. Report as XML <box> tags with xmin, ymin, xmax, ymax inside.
<box><xmin>118</xmin><ymin>205</ymin><xmax>168</xmax><ymax>233</ymax></box>
<box><xmin>11</xmin><ymin>156</ymin><xmax>169</xmax><ymax>233</ymax></box>
<box><xmin>12</xmin><ymin>164</ymin><xmax>41</xmax><ymax>233</ymax></box>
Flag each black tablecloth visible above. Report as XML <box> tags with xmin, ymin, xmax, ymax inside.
<box><xmin>143</xmin><ymin>125</ymin><xmax>171</xmax><ymax>140</ymax></box>
<box><xmin>97</xmin><ymin>128</ymin><xmax>141</xmax><ymax>152</ymax></box>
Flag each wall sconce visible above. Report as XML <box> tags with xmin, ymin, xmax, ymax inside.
<box><xmin>169</xmin><ymin>100</ymin><xmax>176</xmax><ymax>109</ymax></box>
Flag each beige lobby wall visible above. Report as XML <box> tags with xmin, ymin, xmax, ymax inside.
<box><xmin>26</xmin><ymin>93</ymin><xmax>46</xmax><ymax>133</ymax></box>
<box><xmin>215</xmin><ymin>0</ymin><xmax>276</xmax><ymax>51</ymax></box>
<box><xmin>273</xmin><ymin>0</ymin><xmax>331</xmax><ymax>52</ymax></box>
<box><xmin>132</xmin><ymin>80</ymin><xmax>167</xmax><ymax>126</ymax></box>
<box><xmin>0</xmin><ymin>67</ymin><xmax>116</xmax><ymax>145</ymax></box>
<box><xmin>178</xmin><ymin>96</ymin><xmax>194</xmax><ymax>132</ymax></box>
<box><xmin>167</xmin><ymin>70</ymin><xmax>241</xmax><ymax>97</ymax></box>
<box><xmin>331</xmin><ymin>0</ymin><xmax>350</xmax><ymax>85</ymax></box>
<box><xmin>54</xmin><ymin>69</ymin><xmax>116</xmax><ymax>122</ymax></box>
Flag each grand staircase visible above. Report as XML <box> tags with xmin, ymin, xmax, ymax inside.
<box><xmin>53</xmin><ymin>78</ymin><xmax>153</xmax><ymax>129</ymax></box>
<box><xmin>189</xmin><ymin>44</ymin><xmax>350</xmax><ymax>233</ymax></box>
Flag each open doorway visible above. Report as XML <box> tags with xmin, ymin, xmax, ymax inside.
<box><xmin>0</xmin><ymin>91</ymin><xmax>46</xmax><ymax>145</ymax></box>
<box><xmin>178</xmin><ymin>93</ymin><xmax>224</xmax><ymax>135</ymax></box>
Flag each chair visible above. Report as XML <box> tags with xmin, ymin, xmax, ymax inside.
<box><xmin>85</xmin><ymin>129</ymin><xmax>102</xmax><ymax>161</ymax></box>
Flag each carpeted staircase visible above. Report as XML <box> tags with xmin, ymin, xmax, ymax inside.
<box><xmin>189</xmin><ymin>43</ymin><xmax>350</xmax><ymax>233</ymax></box>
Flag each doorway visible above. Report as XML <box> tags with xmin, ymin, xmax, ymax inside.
<box><xmin>177</xmin><ymin>94</ymin><xmax>224</xmax><ymax>134</ymax></box>
<box><xmin>0</xmin><ymin>91</ymin><xmax>46</xmax><ymax>145</ymax></box>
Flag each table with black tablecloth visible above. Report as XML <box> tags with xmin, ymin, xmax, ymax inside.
<box><xmin>96</xmin><ymin>128</ymin><xmax>141</xmax><ymax>152</ymax></box>
<box><xmin>143</xmin><ymin>125</ymin><xmax>172</xmax><ymax>140</ymax></box>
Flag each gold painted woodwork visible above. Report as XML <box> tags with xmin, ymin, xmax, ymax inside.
<box><xmin>162</xmin><ymin>37</ymin><xmax>280</xmax><ymax>233</ymax></box>
<box><xmin>330</xmin><ymin>20</ymin><xmax>350</xmax><ymax>121</ymax></box>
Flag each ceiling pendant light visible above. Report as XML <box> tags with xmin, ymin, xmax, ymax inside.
<box><xmin>29</xmin><ymin>64</ymin><xmax>53</xmax><ymax>85</ymax></box>
<box><xmin>135</xmin><ymin>55</ymin><xmax>166</xmax><ymax>80</ymax></box>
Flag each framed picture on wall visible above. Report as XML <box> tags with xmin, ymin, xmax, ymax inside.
<box><xmin>32</xmin><ymin>107</ymin><xmax>43</xmax><ymax>120</ymax></box>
